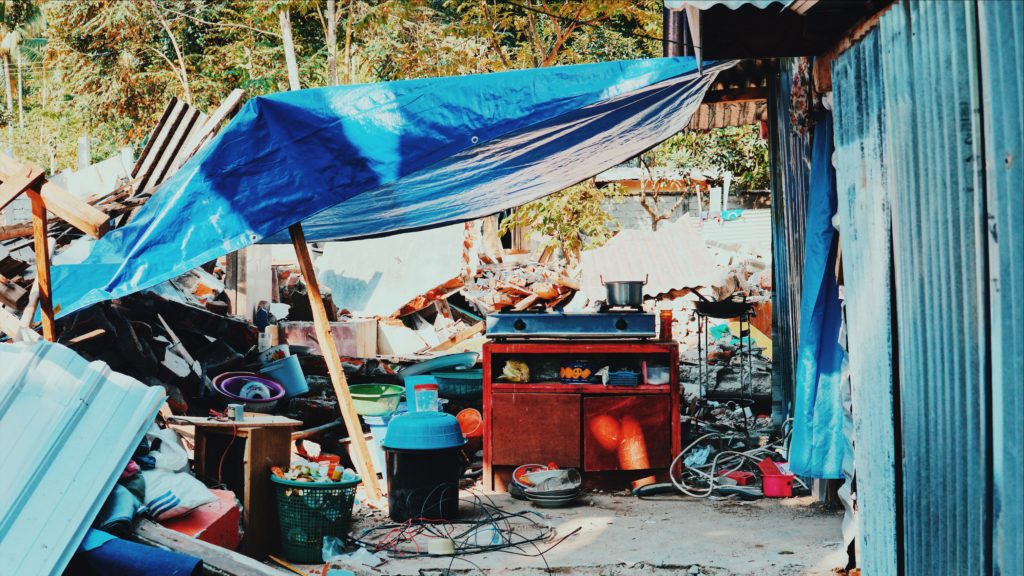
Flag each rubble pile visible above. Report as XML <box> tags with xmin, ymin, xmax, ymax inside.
<box><xmin>660</xmin><ymin>240</ymin><xmax>774</xmax><ymax>400</ymax></box>
<box><xmin>462</xmin><ymin>260</ymin><xmax>580</xmax><ymax>314</ymax></box>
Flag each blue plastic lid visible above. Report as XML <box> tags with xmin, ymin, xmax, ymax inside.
<box><xmin>382</xmin><ymin>411</ymin><xmax>466</xmax><ymax>450</ymax></box>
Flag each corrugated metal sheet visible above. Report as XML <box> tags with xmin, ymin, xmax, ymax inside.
<box><xmin>768</xmin><ymin>58</ymin><xmax>812</xmax><ymax>422</ymax></box>
<box><xmin>316</xmin><ymin>222</ymin><xmax>478</xmax><ymax>317</ymax></box>
<box><xmin>831</xmin><ymin>26</ymin><xmax>899</xmax><ymax>575</ymax></box>
<box><xmin>580</xmin><ymin>216</ymin><xmax>717</xmax><ymax>301</ymax></box>
<box><xmin>879</xmin><ymin>2</ymin><xmax>989</xmax><ymax>573</ymax></box>
<box><xmin>700</xmin><ymin>208</ymin><xmax>772</xmax><ymax>249</ymax></box>
<box><xmin>978</xmin><ymin>2</ymin><xmax>1024</xmax><ymax>574</ymax></box>
<box><xmin>0</xmin><ymin>340</ymin><xmax>164</xmax><ymax>576</ymax></box>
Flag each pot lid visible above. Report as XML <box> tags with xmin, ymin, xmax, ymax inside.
<box><xmin>382</xmin><ymin>411</ymin><xmax>466</xmax><ymax>450</ymax></box>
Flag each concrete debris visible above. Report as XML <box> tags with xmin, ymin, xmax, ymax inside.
<box><xmin>462</xmin><ymin>260</ymin><xmax>579</xmax><ymax>314</ymax></box>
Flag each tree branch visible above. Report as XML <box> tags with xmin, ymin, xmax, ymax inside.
<box><xmin>157</xmin><ymin>6</ymin><xmax>280</xmax><ymax>38</ymax></box>
<box><xmin>149</xmin><ymin>0</ymin><xmax>191</xmax><ymax>104</ymax></box>
<box><xmin>479</xmin><ymin>0</ymin><xmax>510</xmax><ymax>69</ymax></box>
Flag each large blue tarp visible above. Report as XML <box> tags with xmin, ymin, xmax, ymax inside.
<box><xmin>48</xmin><ymin>57</ymin><xmax>732</xmax><ymax>319</ymax></box>
<box><xmin>789</xmin><ymin>111</ymin><xmax>847</xmax><ymax>479</ymax></box>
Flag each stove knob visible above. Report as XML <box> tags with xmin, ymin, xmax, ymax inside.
<box><xmin>615</xmin><ymin>318</ymin><xmax>628</xmax><ymax>331</ymax></box>
<box><xmin>514</xmin><ymin>319</ymin><xmax>527</xmax><ymax>331</ymax></box>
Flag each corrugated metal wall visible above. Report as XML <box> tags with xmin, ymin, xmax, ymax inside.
<box><xmin>978</xmin><ymin>1</ymin><xmax>1024</xmax><ymax>574</ymax></box>
<box><xmin>824</xmin><ymin>1</ymin><xmax>1023</xmax><ymax>574</ymax></box>
<box><xmin>881</xmin><ymin>3</ymin><xmax>989</xmax><ymax>573</ymax></box>
<box><xmin>768</xmin><ymin>58</ymin><xmax>812</xmax><ymax>422</ymax></box>
<box><xmin>831</xmin><ymin>26</ymin><xmax>900</xmax><ymax>576</ymax></box>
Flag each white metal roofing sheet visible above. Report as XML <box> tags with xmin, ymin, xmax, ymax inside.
<box><xmin>0</xmin><ymin>340</ymin><xmax>164</xmax><ymax>576</ymax></box>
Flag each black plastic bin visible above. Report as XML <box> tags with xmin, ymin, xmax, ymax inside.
<box><xmin>385</xmin><ymin>446</ymin><xmax>465</xmax><ymax>522</ymax></box>
<box><xmin>381</xmin><ymin>411</ymin><xmax>468</xmax><ymax>522</ymax></box>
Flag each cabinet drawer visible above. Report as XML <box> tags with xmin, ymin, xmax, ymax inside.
<box><xmin>583</xmin><ymin>395</ymin><xmax>671</xmax><ymax>472</ymax></box>
<box><xmin>491</xmin><ymin>393</ymin><xmax>580</xmax><ymax>466</ymax></box>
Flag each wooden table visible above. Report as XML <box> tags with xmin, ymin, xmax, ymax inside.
<box><xmin>170</xmin><ymin>414</ymin><xmax>302</xmax><ymax>558</ymax></box>
<box><xmin>483</xmin><ymin>340</ymin><xmax>680</xmax><ymax>491</ymax></box>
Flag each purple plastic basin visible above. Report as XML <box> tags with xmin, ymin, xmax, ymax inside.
<box><xmin>217</xmin><ymin>373</ymin><xmax>286</xmax><ymax>404</ymax></box>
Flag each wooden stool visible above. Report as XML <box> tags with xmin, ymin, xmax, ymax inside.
<box><xmin>171</xmin><ymin>414</ymin><xmax>302</xmax><ymax>558</ymax></box>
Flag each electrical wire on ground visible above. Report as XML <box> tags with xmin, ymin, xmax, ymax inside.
<box><xmin>349</xmin><ymin>490</ymin><xmax>580</xmax><ymax>575</ymax></box>
<box><xmin>650</xmin><ymin>420</ymin><xmax>808</xmax><ymax>499</ymax></box>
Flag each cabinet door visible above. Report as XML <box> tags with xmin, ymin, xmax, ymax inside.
<box><xmin>491</xmin><ymin>393</ymin><xmax>580</xmax><ymax>467</ymax></box>
<box><xmin>583</xmin><ymin>395</ymin><xmax>671</xmax><ymax>472</ymax></box>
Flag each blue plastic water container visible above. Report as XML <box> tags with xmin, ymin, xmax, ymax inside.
<box><xmin>258</xmin><ymin>355</ymin><xmax>309</xmax><ymax>398</ymax></box>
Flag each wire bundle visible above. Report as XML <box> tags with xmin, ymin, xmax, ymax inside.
<box><xmin>350</xmin><ymin>491</ymin><xmax>580</xmax><ymax>574</ymax></box>
<box><xmin>667</xmin><ymin>422</ymin><xmax>805</xmax><ymax>498</ymax></box>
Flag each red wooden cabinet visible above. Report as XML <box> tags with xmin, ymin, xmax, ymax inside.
<box><xmin>491</xmin><ymin>392</ymin><xmax>581</xmax><ymax>466</ymax></box>
<box><xmin>483</xmin><ymin>340</ymin><xmax>680</xmax><ymax>491</ymax></box>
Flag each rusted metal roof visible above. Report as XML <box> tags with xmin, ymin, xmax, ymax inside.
<box><xmin>0</xmin><ymin>340</ymin><xmax>164</xmax><ymax>576</ymax></box>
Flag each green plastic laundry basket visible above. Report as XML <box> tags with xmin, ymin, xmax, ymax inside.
<box><xmin>270</xmin><ymin>474</ymin><xmax>361</xmax><ymax>563</ymax></box>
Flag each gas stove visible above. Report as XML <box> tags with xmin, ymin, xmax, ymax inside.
<box><xmin>485</xmin><ymin>309</ymin><xmax>657</xmax><ymax>339</ymax></box>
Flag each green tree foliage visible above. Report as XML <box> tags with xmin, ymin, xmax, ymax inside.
<box><xmin>499</xmin><ymin>179</ymin><xmax>622</xmax><ymax>265</ymax></box>
<box><xmin>647</xmin><ymin>124</ymin><xmax>770</xmax><ymax>192</ymax></box>
<box><xmin>12</xmin><ymin>0</ymin><xmax>662</xmax><ymax>170</ymax></box>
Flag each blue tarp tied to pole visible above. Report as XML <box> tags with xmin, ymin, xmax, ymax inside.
<box><xmin>789</xmin><ymin>111</ymin><xmax>847</xmax><ymax>479</ymax></box>
<box><xmin>48</xmin><ymin>57</ymin><xmax>732</xmax><ymax>319</ymax></box>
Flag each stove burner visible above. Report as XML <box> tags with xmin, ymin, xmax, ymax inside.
<box><xmin>598</xmin><ymin>303</ymin><xmax>645</xmax><ymax>313</ymax></box>
<box><xmin>485</xmin><ymin>310</ymin><xmax>657</xmax><ymax>339</ymax></box>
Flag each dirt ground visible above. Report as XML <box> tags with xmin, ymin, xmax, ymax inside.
<box><xmin>310</xmin><ymin>490</ymin><xmax>845</xmax><ymax>576</ymax></box>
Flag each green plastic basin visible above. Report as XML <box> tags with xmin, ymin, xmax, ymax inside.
<box><xmin>348</xmin><ymin>384</ymin><xmax>404</xmax><ymax>416</ymax></box>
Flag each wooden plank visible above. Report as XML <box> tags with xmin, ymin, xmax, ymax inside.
<box><xmin>0</xmin><ymin>154</ymin><xmax>110</xmax><ymax>239</ymax></box>
<box><xmin>289</xmin><ymin>222</ymin><xmax>383</xmax><ymax>502</ymax></box>
<box><xmin>37</xmin><ymin>179</ymin><xmax>110</xmax><ymax>239</ymax></box>
<box><xmin>0</xmin><ymin>162</ymin><xmax>44</xmax><ymax>211</ymax></box>
<box><xmin>149</xmin><ymin>107</ymin><xmax>205</xmax><ymax>192</ymax></box>
<box><xmin>133</xmin><ymin>519</ymin><xmax>291</xmax><ymax>576</ymax></box>
<box><xmin>0</xmin><ymin>273</ymin><xmax>26</xmax><ymax>308</ymax></box>
<box><xmin>192</xmin><ymin>429</ymin><xmax>208</xmax><ymax>480</ymax></box>
<box><xmin>132</xmin><ymin>98</ymin><xmax>179</xmax><ymax>178</ymax></box>
<box><xmin>134</xmin><ymin>99</ymin><xmax>185</xmax><ymax>194</ymax></box>
<box><xmin>28</xmin><ymin>190</ymin><xmax>55</xmax><ymax>341</ymax></box>
<box><xmin>512</xmin><ymin>294</ymin><xmax>540</xmax><ymax>311</ymax></box>
<box><xmin>19</xmin><ymin>238</ymin><xmax>54</xmax><ymax>329</ymax></box>
<box><xmin>169</xmin><ymin>414</ymin><xmax>301</xmax><ymax>428</ymax></box>
<box><xmin>178</xmin><ymin>89</ymin><xmax>246</xmax><ymax>163</ymax></box>
<box><xmin>242</xmin><ymin>426</ymin><xmax>292</xmax><ymax>557</ymax></box>
<box><xmin>428</xmin><ymin>321</ymin><xmax>484</xmax><ymax>353</ymax></box>
<box><xmin>0</xmin><ymin>222</ymin><xmax>33</xmax><ymax>241</ymax></box>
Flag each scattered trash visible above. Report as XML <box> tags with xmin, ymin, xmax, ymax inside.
<box><xmin>322</xmin><ymin>538</ymin><xmax>386</xmax><ymax>567</ymax></box>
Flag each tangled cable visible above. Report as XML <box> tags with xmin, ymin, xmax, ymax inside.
<box><xmin>349</xmin><ymin>490</ymin><xmax>579</xmax><ymax>575</ymax></box>
<box><xmin>667</xmin><ymin>424</ymin><xmax>806</xmax><ymax>498</ymax></box>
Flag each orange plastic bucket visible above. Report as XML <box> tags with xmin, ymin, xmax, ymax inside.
<box><xmin>456</xmin><ymin>408</ymin><xmax>483</xmax><ymax>438</ymax></box>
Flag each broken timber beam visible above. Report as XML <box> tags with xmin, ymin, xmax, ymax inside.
<box><xmin>0</xmin><ymin>222</ymin><xmax>32</xmax><ymax>241</ymax></box>
<box><xmin>289</xmin><ymin>222</ymin><xmax>383</xmax><ymax>502</ymax></box>
<box><xmin>0</xmin><ymin>156</ymin><xmax>110</xmax><ymax>239</ymax></box>
<box><xmin>133</xmin><ymin>519</ymin><xmax>291</xmax><ymax>576</ymax></box>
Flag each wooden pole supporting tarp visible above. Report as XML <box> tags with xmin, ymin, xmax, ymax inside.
<box><xmin>289</xmin><ymin>222</ymin><xmax>383</xmax><ymax>501</ymax></box>
<box><xmin>27</xmin><ymin>190</ymin><xmax>55</xmax><ymax>341</ymax></box>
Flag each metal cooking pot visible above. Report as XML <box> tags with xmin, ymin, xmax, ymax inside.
<box><xmin>600</xmin><ymin>275</ymin><xmax>648</xmax><ymax>308</ymax></box>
